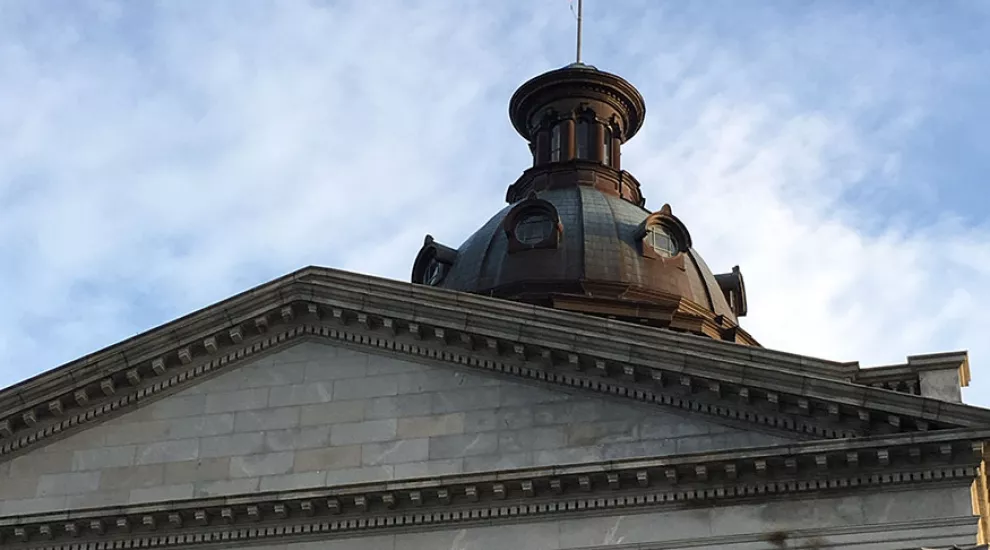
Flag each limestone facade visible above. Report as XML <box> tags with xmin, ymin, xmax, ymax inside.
<box><xmin>0</xmin><ymin>269</ymin><xmax>986</xmax><ymax>549</ymax></box>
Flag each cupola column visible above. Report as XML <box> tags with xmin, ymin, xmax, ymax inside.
<box><xmin>562</xmin><ymin>118</ymin><xmax>576</xmax><ymax>161</ymax></box>
<box><xmin>535</xmin><ymin>128</ymin><xmax>550</xmax><ymax>165</ymax></box>
<box><xmin>610</xmin><ymin>134</ymin><xmax>621</xmax><ymax>170</ymax></box>
<box><xmin>593</xmin><ymin>122</ymin><xmax>606</xmax><ymax>163</ymax></box>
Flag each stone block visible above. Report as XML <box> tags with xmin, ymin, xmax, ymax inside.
<box><xmin>269</xmin><ymin>382</ymin><xmax>334</xmax><ymax>407</ymax></box>
<box><xmin>463</xmin><ymin>408</ymin><xmax>534</xmax><ymax>432</ymax></box>
<box><xmin>431</xmin><ymin>387</ymin><xmax>500</xmax><ymax>413</ymax></box>
<box><xmin>40</xmin><ymin>430</ymin><xmax>107</xmax><ymax>453</ymax></box>
<box><xmin>36</xmin><ymin>471</ymin><xmax>102</xmax><ymax>497</ymax></box>
<box><xmin>566</xmin><ymin>420</ymin><xmax>639</xmax><ymax>446</ymax></box>
<box><xmin>0</xmin><ymin>476</ymin><xmax>41</xmax><ymax>500</ymax></box>
<box><xmin>259</xmin><ymin>472</ymin><xmax>326</xmax><ymax>492</ymax></box>
<box><xmin>499</xmin><ymin>384</ymin><xmax>569</xmax><ymax>407</ymax></box>
<box><xmin>263</xmin><ymin>427</ymin><xmax>331</xmax><ymax>452</ymax></box>
<box><xmin>919</xmin><ymin>369</ymin><xmax>964</xmax><ymax>403</ymax></box>
<box><xmin>234</xmin><ymin>407</ymin><xmax>301</xmax><ymax>432</ymax></box>
<box><xmin>102</xmin><ymin>420</ymin><xmax>172</xmax><ymax>446</ymax></box>
<box><xmin>533</xmin><ymin>446</ymin><xmax>603</xmax><ymax>466</ymax></box>
<box><xmin>167</xmin><ymin>414</ymin><xmax>235</xmax><ymax>440</ymax></box>
<box><xmin>0</xmin><ymin>497</ymin><xmax>68</xmax><ymax>517</ymax></box>
<box><xmin>463</xmin><ymin>452</ymin><xmax>534</xmax><ymax>473</ymax></box>
<box><xmin>397</xmin><ymin>370</ymin><xmax>496</xmax><ymax>394</ymax></box>
<box><xmin>64</xmin><ymin>490</ymin><xmax>129</xmax><ymax>510</ymax></box>
<box><xmin>193</xmin><ymin>478</ymin><xmax>260</xmax><ymax>498</ymax></box>
<box><xmin>394</xmin><ymin>459</ymin><xmax>464</xmax><ymax>479</ymax></box>
<box><xmin>304</xmin><ymin>354</ymin><xmax>368</xmax><ymax>381</ymax></box>
<box><xmin>397</xmin><ymin>414</ymin><xmax>465</xmax><ymax>438</ymax></box>
<box><xmin>135</xmin><ymin>439</ymin><xmax>200</xmax><ymax>465</ymax></box>
<box><xmin>239</xmin><ymin>362</ymin><xmax>306</xmax><ymax>388</ymax></box>
<box><xmin>330</xmin><ymin>419</ymin><xmax>397</xmax><ymax>445</ymax></box>
<box><xmin>602</xmin><ymin>440</ymin><xmax>676</xmax><ymax>460</ymax></box>
<box><xmin>293</xmin><ymin>446</ymin><xmax>361</xmax><ymax>472</ymax></box>
<box><xmin>72</xmin><ymin>446</ymin><xmax>137</xmax><ymax>471</ymax></box>
<box><xmin>229</xmin><ymin>452</ymin><xmax>295</xmax><ymax>478</ymax></box>
<box><xmin>364</xmin><ymin>394</ymin><xmax>432</xmax><ymax>420</ymax></box>
<box><xmin>128</xmin><ymin>483</ymin><xmax>194</xmax><ymax>504</ymax></box>
<box><xmin>184</xmin><ymin>373</ymin><xmax>242</xmax><ymax>394</ymax></box>
<box><xmin>428</xmin><ymin>433</ymin><xmax>498</xmax><ymax>459</ymax></box>
<box><xmin>333</xmin><ymin>376</ymin><xmax>398</xmax><ymax>400</ymax></box>
<box><xmin>147</xmin><ymin>395</ymin><xmax>207</xmax><ymax>420</ymax></box>
<box><xmin>362</xmin><ymin>439</ymin><xmax>430</xmax><ymax>466</ymax></box>
<box><xmin>99</xmin><ymin>465</ymin><xmax>165</xmax><ymax>491</ymax></box>
<box><xmin>9</xmin><ymin>451</ymin><xmax>72</xmax><ymax>477</ymax></box>
<box><xmin>498</xmin><ymin>427</ymin><xmax>568</xmax><ymax>453</ymax></box>
<box><xmin>300</xmin><ymin>400</ymin><xmax>365</xmax><ymax>426</ymax></box>
<box><xmin>325</xmin><ymin>465</ymin><xmax>393</xmax><ymax>485</ymax></box>
<box><xmin>163</xmin><ymin>458</ymin><xmax>231</xmax><ymax>484</ymax></box>
<box><xmin>204</xmin><ymin>388</ymin><xmax>270</xmax><ymax>414</ymax></box>
<box><xmin>273</xmin><ymin>342</ymin><xmax>328</xmax><ymax>364</ymax></box>
<box><xmin>531</xmin><ymin>401</ymin><xmax>616</xmax><ymax>426</ymax></box>
<box><xmin>200</xmin><ymin>433</ymin><xmax>265</xmax><ymax>458</ymax></box>
<box><xmin>366</xmin><ymin>356</ymin><xmax>422</xmax><ymax>376</ymax></box>
<box><xmin>639</xmin><ymin>414</ymin><xmax>722</xmax><ymax>439</ymax></box>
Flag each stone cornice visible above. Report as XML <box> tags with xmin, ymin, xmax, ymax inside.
<box><xmin>1</xmin><ymin>267</ymin><xmax>988</xmax><ymax>455</ymax></box>
<box><xmin>1</xmin><ymin>429</ymin><xmax>987</xmax><ymax>547</ymax></box>
<box><xmin>854</xmin><ymin>352</ymin><xmax>971</xmax><ymax>395</ymax></box>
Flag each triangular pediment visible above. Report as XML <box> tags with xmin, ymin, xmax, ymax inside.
<box><xmin>2</xmin><ymin>267</ymin><xmax>989</xmax><ymax>473</ymax></box>
<box><xmin>0</xmin><ymin>339</ymin><xmax>799</xmax><ymax>516</ymax></box>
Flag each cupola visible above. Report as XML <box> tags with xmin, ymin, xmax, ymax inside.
<box><xmin>412</xmin><ymin>61</ymin><xmax>757</xmax><ymax>346</ymax></box>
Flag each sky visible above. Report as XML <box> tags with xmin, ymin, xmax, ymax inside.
<box><xmin>1</xmin><ymin>0</ymin><xmax>989</xmax><ymax>405</ymax></box>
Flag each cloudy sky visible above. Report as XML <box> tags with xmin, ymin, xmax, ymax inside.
<box><xmin>1</xmin><ymin>0</ymin><xmax>988</xmax><ymax>405</ymax></box>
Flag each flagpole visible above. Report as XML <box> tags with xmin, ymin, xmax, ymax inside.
<box><xmin>575</xmin><ymin>0</ymin><xmax>583</xmax><ymax>63</ymax></box>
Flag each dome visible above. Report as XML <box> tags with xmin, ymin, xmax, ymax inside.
<box><xmin>412</xmin><ymin>63</ymin><xmax>756</xmax><ymax>346</ymax></box>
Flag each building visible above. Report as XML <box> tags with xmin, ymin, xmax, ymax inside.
<box><xmin>0</xmin><ymin>60</ymin><xmax>988</xmax><ymax>550</ymax></box>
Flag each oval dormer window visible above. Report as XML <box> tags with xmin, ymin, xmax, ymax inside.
<box><xmin>411</xmin><ymin>235</ymin><xmax>458</xmax><ymax>286</ymax></box>
<box><xmin>515</xmin><ymin>212</ymin><xmax>555</xmax><ymax>245</ymax></box>
<box><xmin>646</xmin><ymin>225</ymin><xmax>679</xmax><ymax>258</ymax></box>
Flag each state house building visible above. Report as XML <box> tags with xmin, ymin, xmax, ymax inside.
<box><xmin>1</xmin><ymin>59</ymin><xmax>988</xmax><ymax>550</ymax></box>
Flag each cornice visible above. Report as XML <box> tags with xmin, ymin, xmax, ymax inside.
<box><xmin>1</xmin><ymin>267</ymin><xmax>989</xmax><ymax>457</ymax></box>
<box><xmin>855</xmin><ymin>352</ymin><xmax>971</xmax><ymax>395</ymax></box>
<box><xmin>1</xmin><ymin>430</ymin><xmax>987</xmax><ymax>547</ymax></box>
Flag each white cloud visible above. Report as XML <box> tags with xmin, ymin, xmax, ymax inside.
<box><xmin>1</xmin><ymin>1</ymin><xmax>988</xmax><ymax>405</ymax></box>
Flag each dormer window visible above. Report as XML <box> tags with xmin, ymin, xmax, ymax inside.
<box><xmin>412</xmin><ymin>236</ymin><xmax>458</xmax><ymax>286</ymax></box>
<box><xmin>635</xmin><ymin>205</ymin><xmax>692</xmax><ymax>261</ymax></box>
<box><xmin>576</xmin><ymin>119</ymin><xmax>592</xmax><ymax>160</ymax></box>
<box><xmin>646</xmin><ymin>225</ymin><xmax>679</xmax><ymax>257</ymax></box>
<box><xmin>425</xmin><ymin>258</ymin><xmax>447</xmax><ymax>285</ymax></box>
<box><xmin>515</xmin><ymin>212</ymin><xmax>555</xmax><ymax>244</ymax></box>
<box><xmin>503</xmin><ymin>194</ymin><xmax>561</xmax><ymax>252</ymax></box>
<box><xmin>550</xmin><ymin>124</ymin><xmax>562</xmax><ymax>162</ymax></box>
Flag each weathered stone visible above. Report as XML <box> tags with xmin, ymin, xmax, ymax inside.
<box><xmin>330</xmin><ymin>419</ymin><xmax>397</xmax><ymax>445</ymax></box>
<box><xmin>292</xmin><ymin>447</ymin><xmax>361</xmax><ymax>473</ymax></box>
<box><xmin>362</xmin><ymin>439</ymin><xmax>430</xmax><ymax>466</ymax></box>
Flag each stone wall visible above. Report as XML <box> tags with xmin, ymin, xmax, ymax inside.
<box><xmin>0</xmin><ymin>340</ymin><xmax>794</xmax><ymax>516</ymax></box>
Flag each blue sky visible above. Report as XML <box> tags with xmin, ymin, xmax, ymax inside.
<box><xmin>1</xmin><ymin>0</ymin><xmax>989</xmax><ymax>404</ymax></box>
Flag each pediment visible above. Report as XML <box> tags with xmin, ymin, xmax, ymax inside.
<box><xmin>1</xmin><ymin>266</ymin><xmax>989</xmax><ymax>465</ymax></box>
<box><xmin>0</xmin><ymin>339</ymin><xmax>799</xmax><ymax>516</ymax></box>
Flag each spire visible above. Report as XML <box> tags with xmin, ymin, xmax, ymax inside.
<box><xmin>574</xmin><ymin>0</ymin><xmax>584</xmax><ymax>64</ymax></box>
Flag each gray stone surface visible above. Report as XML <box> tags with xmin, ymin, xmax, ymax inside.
<box><xmin>0</xmin><ymin>340</ymin><xmax>796</xmax><ymax>515</ymax></box>
<box><xmin>920</xmin><ymin>369</ymin><xmax>964</xmax><ymax>403</ymax></box>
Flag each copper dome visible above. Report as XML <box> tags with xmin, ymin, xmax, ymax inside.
<box><xmin>412</xmin><ymin>64</ymin><xmax>756</xmax><ymax>346</ymax></box>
